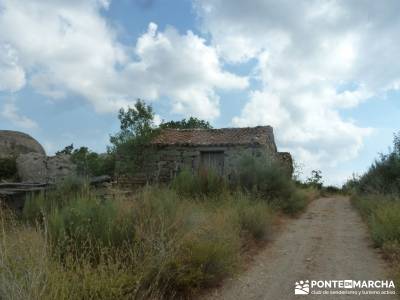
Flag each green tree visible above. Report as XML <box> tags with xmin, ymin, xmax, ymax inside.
<box><xmin>56</xmin><ymin>144</ymin><xmax>115</xmax><ymax>177</ymax></box>
<box><xmin>109</xmin><ymin>99</ymin><xmax>158</xmax><ymax>176</ymax></box>
<box><xmin>307</xmin><ymin>169</ymin><xmax>323</xmax><ymax>189</ymax></box>
<box><xmin>394</xmin><ymin>131</ymin><xmax>400</xmax><ymax>155</ymax></box>
<box><xmin>56</xmin><ymin>144</ymin><xmax>74</xmax><ymax>155</ymax></box>
<box><xmin>356</xmin><ymin>131</ymin><xmax>400</xmax><ymax>195</ymax></box>
<box><xmin>160</xmin><ymin>117</ymin><xmax>212</xmax><ymax>130</ymax></box>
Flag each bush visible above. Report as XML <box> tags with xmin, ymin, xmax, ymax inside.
<box><xmin>114</xmin><ymin>187</ymin><xmax>241</xmax><ymax>297</ymax></box>
<box><xmin>16</xmin><ymin>185</ymin><xmax>251</xmax><ymax>298</ymax></box>
<box><xmin>370</xmin><ymin>202</ymin><xmax>400</xmax><ymax>247</ymax></box>
<box><xmin>48</xmin><ymin>196</ymin><xmax>135</xmax><ymax>260</ymax></box>
<box><xmin>352</xmin><ymin>132</ymin><xmax>400</xmax><ymax>196</ymax></box>
<box><xmin>23</xmin><ymin>177</ymin><xmax>87</xmax><ymax>224</ymax></box>
<box><xmin>322</xmin><ymin>185</ymin><xmax>342</xmax><ymax>196</ymax></box>
<box><xmin>57</xmin><ymin>145</ymin><xmax>116</xmax><ymax>177</ymax></box>
<box><xmin>235</xmin><ymin>155</ymin><xmax>309</xmax><ymax>214</ymax></box>
<box><xmin>350</xmin><ymin>133</ymin><xmax>400</xmax><ymax>291</ymax></box>
<box><xmin>171</xmin><ymin>169</ymin><xmax>227</xmax><ymax>198</ymax></box>
<box><xmin>277</xmin><ymin>189</ymin><xmax>308</xmax><ymax>215</ymax></box>
<box><xmin>14</xmin><ymin>170</ymin><xmax>289</xmax><ymax>299</ymax></box>
<box><xmin>236</xmin><ymin>155</ymin><xmax>294</xmax><ymax>200</ymax></box>
<box><xmin>0</xmin><ymin>157</ymin><xmax>17</xmax><ymax>180</ymax></box>
<box><xmin>352</xmin><ymin>195</ymin><xmax>400</xmax><ymax>247</ymax></box>
<box><xmin>233</xmin><ymin>193</ymin><xmax>273</xmax><ymax>240</ymax></box>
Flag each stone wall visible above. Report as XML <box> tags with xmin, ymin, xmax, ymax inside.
<box><xmin>128</xmin><ymin>142</ymin><xmax>287</xmax><ymax>185</ymax></box>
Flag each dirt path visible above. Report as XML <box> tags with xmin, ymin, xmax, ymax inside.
<box><xmin>205</xmin><ymin>197</ymin><xmax>397</xmax><ymax>300</ymax></box>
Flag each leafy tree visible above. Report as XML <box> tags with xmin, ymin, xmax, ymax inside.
<box><xmin>356</xmin><ymin>132</ymin><xmax>400</xmax><ymax>195</ymax></box>
<box><xmin>394</xmin><ymin>131</ymin><xmax>400</xmax><ymax>155</ymax></box>
<box><xmin>109</xmin><ymin>99</ymin><xmax>158</xmax><ymax>176</ymax></box>
<box><xmin>307</xmin><ymin>169</ymin><xmax>323</xmax><ymax>189</ymax></box>
<box><xmin>110</xmin><ymin>100</ymin><xmax>156</xmax><ymax>146</ymax></box>
<box><xmin>56</xmin><ymin>144</ymin><xmax>74</xmax><ymax>155</ymax></box>
<box><xmin>56</xmin><ymin>144</ymin><xmax>115</xmax><ymax>177</ymax></box>
<box><xmin>57</xmin><ymin>100</ymin><xmax>214</xmax><ymax>178</ymax></box>
<box><xmin>160</xmin><ymin>117</ymin><xmax>212</xmax><ymax>130</ymax></box>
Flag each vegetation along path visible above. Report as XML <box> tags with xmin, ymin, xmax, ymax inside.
<box><xmin>206</xmin><ymin>197</ymin><xmax>397</xmax><ymax>300</ymax></box>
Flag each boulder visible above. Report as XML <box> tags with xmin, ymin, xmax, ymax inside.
<box><xmin>16</xmin><ymin>153</ymin><xmax>76</xmax><ymax>183</ymax></box>
<box><xmin>47</xmin><ymin>154</ymin><xmax>77</xmax><ymax>182</ymax></box>
<box><xmin>0</xmin><ymin>130</ymin><xmax>45</xmax><ymax>158</ymax></box>
<box><xmin>16</xmin><ymin>153</ymin><xmax>47</xmax><ymax>182</ymax></box>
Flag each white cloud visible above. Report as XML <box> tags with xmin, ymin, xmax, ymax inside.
<box><xmin>125</xmin><ymin>23</ymin><xmax>248</xmax><ymax>119</ymax></box>
<box><xmin>1</xmin><ymin>100</ymin><xmax>38</xmax><ymax>130</ymax></box>
<box><xmin>194</xmin><ymin>0</ymin><xmax>400</xmax><ymax>182</ymax></box>
<box><xmin>0</xmin><ymin>44</ymin><xmax>25</xmax><ymax>92</ymax></box>
<box><xmin>0</xmin><ymin>0</ymin><xmax>247</xmax><ymax>119</ymax></box>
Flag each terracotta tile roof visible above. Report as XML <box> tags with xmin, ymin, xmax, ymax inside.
<box><xmin>151</xmin><ymin>126</ymin><xmax>275</xmax><ymax>146</ymax></box>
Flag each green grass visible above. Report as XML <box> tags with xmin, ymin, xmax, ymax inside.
<box><xmin>352</xmin><ymin>195</ymin><xmax>400</xmax><ymax>291</ymax></box>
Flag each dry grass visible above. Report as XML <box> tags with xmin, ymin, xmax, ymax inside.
<box><xmin>0</xmin><ymin>161</ymin><xmax>315</xmax><ymax>299</ymax></box>
<box><xmin>0</xmin><ymin>185</ymin><xmax>277</xmax><ymax>299</ymax></box>
<box><xmin>351</xmin><ymin>195</ymin><xmax>400</xmax><ymax>293</ymax></box>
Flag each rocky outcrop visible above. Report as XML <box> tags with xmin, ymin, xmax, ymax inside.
<box><xmin>0</xmin><ymin>130</ymin><xmax>45</xmax><ymax>158</ymax></box>
<box><xmin>16</xmin><ymin>153</ymin><xmax>76</xmax><ymax>183</ymax></box>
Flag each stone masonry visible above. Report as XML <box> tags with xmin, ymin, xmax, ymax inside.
<box><xmin>129</xmin><ymin>126</ymin><xmax>293</xmax><ymax>184</ymax></box>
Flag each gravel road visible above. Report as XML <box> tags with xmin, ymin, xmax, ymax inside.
<box><xmin>205</xmin><ymin>197</ymin><xmax>397</xmax><ymax>300</ymax></box>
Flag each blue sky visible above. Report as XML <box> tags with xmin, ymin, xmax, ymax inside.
<box><xmin>1</xmin><ymin>0</ymin><xmax>400</xmax><ymax>185</ymax></box>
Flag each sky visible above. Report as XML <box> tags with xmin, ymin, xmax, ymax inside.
<box><xmin>0</xmin><ymin>0</ymin><xmax>400</xmax><ymax>185</ymax></box>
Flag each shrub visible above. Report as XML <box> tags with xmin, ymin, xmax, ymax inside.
<box><xmin>236</xmin><ymin>155</ymin><xmax>294</xmax><ymax>200</ymax></box>
<box><xmin>234</xmin><ymin>155</ymin><xmax>309</xmax><ymax>214</ymax></box>
<box><xmin>13</xmin><ymin>182</ymin><xmax>275</xmax><ymax>298</ymax></box>
<box><xmin>122</xmin><ymin>187</ymin><xmax>241</xmax><ymax>297</ymax></box>
<box><xmin>0</xmin><ymin>157</ymin><xmax>17</xmax><ymax>180</ymax></box>
<box><xmin>370</xmin><ymin>201</ymin><xmax>400</xmax><ymax>247</ymax></box>
<box><xmin>277</xmin><ymin>189</ymin><xmax>308</xmax><ymax>215</ymax></box>
<box><xmin>171</xmin><ymin>169</ymin><xmax>227</xmax><ymax>197</ymax></box>
<box><xmin>48</xmin><ymin>196</ymin><xmax>135</xmax><ymax>260</ymax></box>
<box><xmin>23</xmin><ymin>177</ymin><xmax>87</xmax><ymax>224</ymax></box>
<box><xmin>322</xmin><ymin>185</ymin><xmax>342</xmax><ymax>196</ymax></box>
<box><xmin>352</xmin><ymin>132</ymin><xmax>400</xmax><ymax>196</ymax></box>
<box><xmin>57</xmin><ymin>144</ymin><xmax>116</xmax><ymax>177</ymax></box>
<box><xmin>234</xmin><ymin>193</ymin><xmax>273</xmax><ymax>240</ymax></box>
<box><xmin>351</xmin><ymin>195</ymin><xmax>400</xmax><ymax>247</ymax></box>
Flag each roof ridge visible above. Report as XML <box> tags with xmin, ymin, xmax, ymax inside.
<box><xmin>160</xmin><ymin>125</ymin><xmax>272</xmax><ymax>132</ymax></box>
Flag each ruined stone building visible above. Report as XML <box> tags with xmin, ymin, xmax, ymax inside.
<box><xmin>132</xmin><ymin>126</ymin><xmax>293</xmax><ymax>183</ymax></box>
